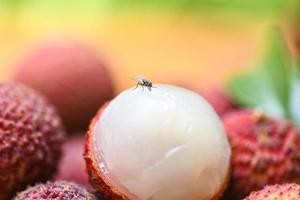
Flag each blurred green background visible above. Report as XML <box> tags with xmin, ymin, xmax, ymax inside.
<box><xmin>0</xmin><ymin>0</ymin><xmax>298</xmax><ymax>91</ymax></box>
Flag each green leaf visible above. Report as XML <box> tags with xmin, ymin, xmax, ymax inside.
<box><xmin>260</xmin><ymin>29</ymin><xmax>291</xmax><ymax>114</ymax></box>
<box><xmin>290</xmin><ymin>62</ymin><xmax>300</xmax><ymax>127</ymax></box>
<box><xmin>229</xmin><ymin>72</ymin><xmax>286</xmax><ymax>117</ymax></box>
<box><xmin>229</xmin><ymin>28</ymin><xmax>292</xmax><ymax>119</ymax></box>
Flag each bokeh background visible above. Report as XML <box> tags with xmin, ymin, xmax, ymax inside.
<box><xmin>0</xmin><ymin>0</ymin><xmax>299</xmax><ymax>92</ymax></box>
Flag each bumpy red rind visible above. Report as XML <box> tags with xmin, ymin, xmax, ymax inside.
<box><xmin>0</xmin><ymin>83</ymin><xmax>65</xmax><ymax>200</ymax></box>
<box><xmin>224</xmin><ymin>110</ymin><xmax>300</xmax><ymax>199</ymax></box>
<box><xmin>13</xmin><ymin>180</ymin><xmax>96</xmax><ymax>200</ymax></box>
<box><xmin>244</xmin><ymin>183</ymin><xmax>300</xmax><ymax>200</ymax></box>
<box><xmin>84</xmin><ymin>102</ymin><xmax>128</xmax><ymax>200</ymax></box>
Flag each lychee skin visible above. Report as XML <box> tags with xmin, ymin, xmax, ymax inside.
<box><xmin>54</xmin><ymin>134</ymin><xmax>92</xmax><ymax>190</ymax></box>
<box><xmin>84</xmin><ymin>103</ymin><xmax>121</xmax><ymax>200</ymax></box>
<box><xmin>223</xmin><ymin>110</ymin><xmax>300</xmax><ymax>199</ymax></box>
<box><xmin>13</xmin><ymin>180</ymin><xmax>96</xmax><ymax>200</ymax></box>
<box><xmin>13</xmin><ymin>40</ymin><xmax>114</xmax><ymax>132</ymax></box>
<box><xmin>0</xmin><ymin>83</ymin><xmax>65</xmax><ymax>200</ymax></box>
<box><xmin>244</xmin><ymin>183</ymin><xmax>300</xmax><ymax>200</ymax></box>
<box><xmin>198</xmin><ymin>88</ymin><xmax>237</xmax><ymax>117</ymax></box>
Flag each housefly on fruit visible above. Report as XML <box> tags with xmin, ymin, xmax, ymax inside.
<box><xmin>132</xmin><ymin>75</ymin><xmax>155</xmax><ymax>91</ymax></box>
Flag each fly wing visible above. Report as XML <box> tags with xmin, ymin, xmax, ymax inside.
<box><xmin>132</xmin><ymin>75</ymin><xmax>145</xmax><ymax>83</ymax></box>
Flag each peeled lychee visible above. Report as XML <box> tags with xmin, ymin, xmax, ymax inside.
<box><xmin>198</xmin><ymin>88</ymin><xmax>237</xmax><ymax>117</ymax></box>
<box><xmin>85</xmin><ymin>85</ymin><xmax>231</xmax><ymax>200</ymax></box>
<box><xmin>54</xmin><ymin>134</ymin><xmax>92</xmax><ymax>190</ymax></box>
<box><xmin>13</xmin><ymin>180</ymin><xmax>96</xmax><ymax>200</ymax></box>
<box><xmin>223</xmin><ymin>110</ymin><xmax>300</xmax><ymax>199</ymax></box>
<box><xmin>0</xmin><ymin>83</ymin><xmax>65</xmax><ymax>199</ymax></box>
<box><xmin>13</xmin><ymin>40</ymin><xmax>114</xmax><ymax>132</ymax></box>
<box><xmin>244</xmin><ymin>183</ymin><xmax>300</xmax><ymax>200</ymax></box>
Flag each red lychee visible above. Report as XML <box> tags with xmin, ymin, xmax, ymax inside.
<box><xmin>198</xmin><ymin>88</ymin><xmax>237</xmax><ymax>117</ymax></box>
<box><xmin>223</xmin><ymin>110</ymin><xmax>300</xmax><ymax>199</ymax></box>
<box><xmin>54</xmin><ymin>134</ymin><xmax>92</xmax><ymax>190</ymax></box>
<box><xmin>0</xmin><ymin>83</ymin><xmax>65</xmax><ymax>200</ymax></box>
<box><xmin>244</xmin><ymin>183</ymin><xmax>300</xmax><ymax>200</ymax></box>
<box><xmin>13</xmin><ymin>40</ymin><xmax>114</xmax><ymax>132</ymax></box>
<box><xmin>13</xmin><ymin>180</ymin><xmax>96</xmax><ymax>200</ymax></box>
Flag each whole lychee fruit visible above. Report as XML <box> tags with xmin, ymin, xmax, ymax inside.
<box><xmin>13</xmin><ymin>180</ymin><xmax>96</xmax><ymax>200</ymax></box>
<box><xmin>223</xmin><ymin>110</ymin><xmax>300</xmax><ymax>199</ymax></box>
<box><xmin>198</xmin><ymin>88</ymin><xmax>237</xmax><ymax>117</ymax></box>
<box><xmin>244</xmin><ymin>183</ymin><xmax>300</xmax><ymax>200</ymax></box>
<box><xmin>0</xmin><ymin>83</ymin><xmax>65</xmax><ymax>200</ymax></box>
<box><xmin>13</xmin><ymin>40</ymin><xmax>114</xmax><ymax>132</ymax></box>
<box><xmin>85</xmin><ymin>85</ymin><xmax>231</xmax><ymax>200</ymax></box>
<box><xmin>55</xmin><ymin>134</ymin><xmax>92</xmax><ymax>190</ymax></box>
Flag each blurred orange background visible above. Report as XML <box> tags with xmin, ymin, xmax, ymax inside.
<box><xmin>0</xmin><ymin>0</ymin><xmax>297</xmax><ymax>92</ymax></box>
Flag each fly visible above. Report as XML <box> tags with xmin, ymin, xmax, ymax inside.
<box><xmin>132</xmin><ymin>75</ymin><xmax>155</xmax><ymax>91</ymax></box>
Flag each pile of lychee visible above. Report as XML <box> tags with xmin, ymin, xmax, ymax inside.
<box><xmin>1</xmin><ymin>39</ymin><xmax>300</xmax><ymax>200</ymax></box>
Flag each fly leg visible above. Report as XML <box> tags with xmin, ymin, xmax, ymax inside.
<box><xmin>133</xmin><ymin>83</ymin><xmax>139</xmax><ymax>90</ymax></box>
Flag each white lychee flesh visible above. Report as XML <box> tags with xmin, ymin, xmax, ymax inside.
<box><xmin>93</xmin><ymin>84</ymin><xmax>231</xmax><ymax>200</ymax></box>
